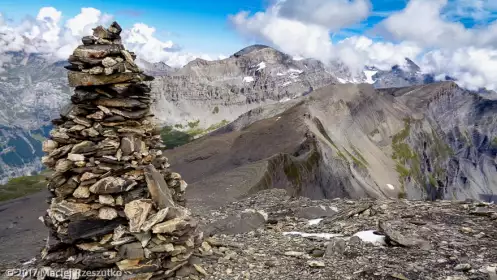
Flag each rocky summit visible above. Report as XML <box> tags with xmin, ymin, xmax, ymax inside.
<box><xmin>31</xmin><ymin>22</ymin><xmax>204</xmax><ymax>279</ymax></box>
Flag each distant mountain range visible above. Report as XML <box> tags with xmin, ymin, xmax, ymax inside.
<box><xmin>0</xmin><ymin>44</ymin><xmax>493</xmax><ymax>184</ymax></box>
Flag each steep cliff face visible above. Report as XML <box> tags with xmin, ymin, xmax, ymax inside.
<box><xmin>164</xmin><ymin>82</ymin><xmax>496</xmax><ymax>207</ymax></box>
<box><xmin>149</xmin><ymin>45</ymin><xmax>339</xmax><ymax>127</ymax></box>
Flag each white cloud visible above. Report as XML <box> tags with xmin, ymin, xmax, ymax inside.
<box><xmin>230</xmin><ymin>9</ymin><xmax>333</xmax><ymax>62</ymax></box>
<box><xmin>0</xmin><ymin>7</ymin><xmax>212</xmax><ymax>69</ymax></box>
<box><xmin>230</xmin><ymin>0</ymin><xmax>421</xmax><ymax>73</ymax></box>
<box><xmin>420</xmin><ymin>47</ymin><xmax>497</xmax><ymax>91</ymax></box>
<box><xmin>277</xmin><ymin>0</ymin><xmax>371</xmax><ymax>30</ymax></box>
<box><xmin>380</xmin><ymin>0</ymin><xmax>497</xmax><ymax>49</ymax></box>
<box><xmin>231</xmin><ymin>0</ymin><xmax>497</xmax><ymax>90</ymax></box>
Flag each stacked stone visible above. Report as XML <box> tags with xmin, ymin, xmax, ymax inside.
<box><xmin>39</xmin><ymin>22</ymin><xmax>202</xmax><ymax>279</ymax></box>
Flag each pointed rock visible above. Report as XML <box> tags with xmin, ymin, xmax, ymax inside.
<box><xmin>141</xmin><ymin>208</ymin><xmax>169</xmax><ymax>232</ymax></box>
<box><xmin>124</xmin><ymin>199</ymin><xmax>153</xmax><ymax>233</ymax></box>
<box><xmin>144</xmin><ymin>164</ymin><xmax>175</xmax><ymax>209</ymax></box>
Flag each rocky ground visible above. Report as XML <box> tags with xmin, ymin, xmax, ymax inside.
<box><xmin>188</xmin><ymin>189</ymin><xmax>497</xmax><ymax>280</ymax></box>
<box><xmin>1</xmin><ymin>188</ymin><xmax>497</xmax><ymax>279</ymax></box>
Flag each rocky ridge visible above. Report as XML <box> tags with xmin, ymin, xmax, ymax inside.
<box><xmin>35</xmin><ymin>22</ymin><xmax>204</xmax><ymax>279</ymax></box>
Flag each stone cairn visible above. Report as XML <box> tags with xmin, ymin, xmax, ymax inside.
<box><xmin>39</xmin><ymin>22</ymin><xmax>203</xmax><ymax>279</ymax></box>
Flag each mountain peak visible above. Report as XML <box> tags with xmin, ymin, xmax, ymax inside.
<box><xmin>232</xmin><ymin>44</ymin><xmax>273</xmax><ymax>57</ymax></box>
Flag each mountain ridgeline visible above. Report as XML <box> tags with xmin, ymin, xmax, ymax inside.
<box><xmin>164</xmin><ymin>82</ymin><xmax>497</xmax><ymax>208</ymax></box>
<box><xmin>0</xmin><ymin>44</ymin><xmax>495</xmax><ymax>202</ymax></box>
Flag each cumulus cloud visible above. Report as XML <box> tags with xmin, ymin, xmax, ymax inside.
<box><xmin>231</xmin><ymin>0</ymin><xmax>497</xmax><ymax>90</ymax></box>
<box><xmin>420</xmin><ymin>47</ymin><xmax>497</xmax><ymax>91</ymax></box>
<box><xmin>230</xmin><ymin>0</ymin><xmax>421</xmax><ymax>72</ymax></box>
<box><xmin>0</xmin><ymin>7</ymin><xmax>212</xmax><ymax>69</ymax></box>
<box><xmin>379</xmin><ymin>0</ymin><xmax>497</xmax><ymax>49</ymax></box>
<box><xmin>277</xmin><ymin>0</ymin><xmax>371</xmax><ymax>30</ymax></box>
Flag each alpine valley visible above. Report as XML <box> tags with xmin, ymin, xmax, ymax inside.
<box><xmin>0</xmin><ymin>45</ymin><xmax>495</xmax><ymax>203</ymax></box>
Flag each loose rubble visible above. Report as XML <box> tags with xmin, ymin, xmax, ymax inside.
<box><xmin>191</xmin><ymin>189</ymin><xmax>497</xmax><ymax>280</ymax></box>
<box><xmin>34</xmin><ymin>22</ymin><xmax>202</xmax><ymax>279</ymax></box>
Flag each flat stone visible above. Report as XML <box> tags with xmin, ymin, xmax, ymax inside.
<box><xmin>152</xmin><ymin>218</ymin><xmax>196</xmax><ymax>236</ymax></box>
<box><xmin>82</xmin><ymin>36</ymin><xmax>96</xmax><ymax>45</ymax></box>
<box><xmin>68</xmin><ymin>125</ymin><xmax>87</xmax><ymax>132</ymax></box>
<box><xmin>76</xmin><ymin>242</ymin><xmax>107</xmax><ymax>252</ymax></box>
<box><xmin>141</xmin><ymin>208</ymin><xmax>169</xmax><ymax>232</ymax></box>
<box><xmin>68</xmin><ymin>71</ymin><xmax>153</xmax><ymax>87</ymax></box>
<box><xmin>296</xmin><ymin>206</ymin><xmax>338</xmax><ymax>219</ymax></box>
<box><xmin>133</xmin><ymin>231</ymin><xmax>152</xmax><ymax>247</ymax></box>
<box><xmin>73</xmin><ymin>186</ymin><xmax>91</xmax><ymax>198</ymax></box>
<box><xmin>144</xmin><ymin>164</ymin><xmax>175</xmax><ymax>209</ymax></box>
<box><xmin>42</xmin><ymin>140</ymin><xmax>58</xmax><ymax>153</ymax></box>
<box><xmin>55</xmin><ymin>159</ymin><xmax>73</xmax><ymax>172</ymax></box>
<box><xmin>66</xmin><ymin>218</ymin><xmax>126</xmax><ymax>242</ymax></box>
<box><xmin>99</xmin><ymin>207</ymin><xmax>119</xmax><ymax>220</ymax></box>
<box><xmin>71</xmin><ymin>88</ymin><xmax>100</xmax><ymax>103</ymax></box>
<box><xmin>116</xmin><ymin>260</ymin><xmax>160</xmax><ymax>274</ymax></box>
<box><xmin>124</xmin><ymin>199</ymin><xmax>153</xmax><ymax>232</ymax></box>
<box><xmin>148</xmin><ymin>243</ymin><xmax>174</xmax><ymax>253</ymax></box>
<box><xmin>89</xmin><ymin>177</ymin><xmax>127</xmax><ymax>194</ymax></box>
<box><xmin>73</xmin><ymin>44</ymin><xmax>124</xmax><ymax>60</ymax></box>
<box><xmin>67</xmin><ymin>153</ymin><xmax>85</xmax><ymax>162</ymax></box>
<box><xmin>48</xmin><ymin>144</ymin><xmax>74</xmax><ymax>159</ymax></box>
<box><xmin>71</xmin><ymin>141</ymin><xmax>97</xmax><ymax>154</ymax></box>
<box><xmin>89</xmin><ymin>66</ymin><xmax>104</xmax><ymax>75</ymax></box>
<box><xmin>87</xmin><ymin>111</ymin><xmax>105</xmax><ymax>120</ymax></box>
<box><xmin>102</xmin><ymin>57</ymin><xmax>118</xmax><ymax>67</ymax></box>
<box><xmin>99</xmin><ymin>194</ymin><xmax>115</xmax><ymax>205</ymax></box>
<box><xmin>49</xmin><ymin>200</ymin><xmax>92</xmax><ymax>222</ymax></box>
<box><xmin>119</xmin><ymin>242</ymin><xmax>145</xmax><ymax>260</ymax></box>
<box><xmin>109</xmin><ymin>108</ymin><xmax>150</xmax><ymax>119</ymax></box>
<box><xmin>204</xmin><ymin>209</ymin><xmax>267</xmax><ymax>236</ymax></box>
<box><xmin>81</xmin><ymin>172</ymin><xmax>99</xmax><ymax>181</ymax></box>
<box><xmin>94</xmin><ymin>98</ymin><xmax>146</xmax><ymax>108</ymax></box>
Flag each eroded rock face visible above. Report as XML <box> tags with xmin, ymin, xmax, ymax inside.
<box><xmin>37</xmin><ymin>21</ymin><xmax>202</xmax><ymax>279</ymax></box>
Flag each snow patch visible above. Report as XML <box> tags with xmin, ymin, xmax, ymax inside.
<box><xmin>308</xmin><ymin>219</ymin><xmax>323</xmax><ymax>226</ymax></box>
<box><xmin>337</xmin><ymin>77</ymin><xmax>347</xmax><ymax>84</ymax></box>
<box><xmin>363</xmin><ymin>70</ymin><xmax>378</xmax><ymax>84</ymax></box>
<box><xmin>293</xmin><ymin>56</ymin><xmax>304</xmax><ymax>61</ymax></box>
<box><xmin>283</xmin><ymin>231</ymin><xmax>343</xmax><ymax>240</ymax></box>
<box><xmin>387</xmin><ymin>184</ymin><xmax>395</xmax><ymax>190</ymax></box>
<box><xmin>243</xmin><ymin>76</ymin><xmax>254</xmax><ymax>83</ymax></box>
<box><xmin>279</xmin><ymin>97</ymin><xmax>291</xmax><ymax>103</ymax></box>
<box><xmin>281</xmin><ymin>81</ymin><xmax>292</xmax><ymax>87</ymax></box>
<box><xmin>256</xmin><ymin>62</ymin><xmax>266</xmax><ymax>71</ymax></box>
<box><xmin>353</xmin><ymin>230</ymin><xmax>386</xmax><ymax>245</ymax></box>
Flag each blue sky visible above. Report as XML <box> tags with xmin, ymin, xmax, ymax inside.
<box><xmin>1</xmin><ymin>0</ymin><xmax>496</xmax><ymax>55</ymax></box>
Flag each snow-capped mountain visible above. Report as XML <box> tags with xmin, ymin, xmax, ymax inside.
<box><xmin>0</xmin><ymin>44</ymin><xmax>485</xmax><ymax>184</ymax></box>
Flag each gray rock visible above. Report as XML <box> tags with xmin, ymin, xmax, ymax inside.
<box><xmin>296</xmin><ymin>205</ymin><xmax>338</xmax><ymax>219</ymax></box>
<box><xmin>119</xmin><ymin>242</ymin><xmax>145</xmax><ymax>260</ymax></box>
<box><xmin>124</xmin><ymin>199</ymin><xmax>153</xmax><ymax>232</ymax></box>
<box><xmin>89</xmin><ymin>177</ymin><xmax>127</xmax><ymax>194</ymax></box>
<box><xmin>68</xmin><ymin>71</ymin><xmax>153</xmax><ymax>87</ymax></box>
<box><xmin>144</xmin><ymin>164</ymin><xmax>175</xmax><ymax>209</ymax></box>
<box><xmin>204</xmin><ymin>209</ymin><xmax>267</xmax><ymax>236</ymax></box>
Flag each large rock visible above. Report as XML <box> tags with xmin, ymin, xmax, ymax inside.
<box><xmin>68</xmin><ymin>71</ymin><xmax>153</xmax><ymax>87</ymax></box>
<box><xmin>124</xmin><ymin>199</ymin><xmax>153</xmax><ymax>233</ymax></box>
<box><xmin>144</xmin><ymin>164</ymin><xmax>175</xmax><ymax>209</ymax></box>
<box><xmin>89</xmin><ymin>177</ymin><xmax>127</xmax><ymax>194</ymax></box>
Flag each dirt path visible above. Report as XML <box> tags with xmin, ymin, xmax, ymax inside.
<box><xmin>0</xmin><ymin>191</ymin><xmax>48</xmax><ymax>269</ymax></box>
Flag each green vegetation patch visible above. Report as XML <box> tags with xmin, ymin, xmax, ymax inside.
<box><xmin>492</xmin><ymin>137</ymin><xmax>497</xmax><ymax>147</ymax></box>
<box><xmin>161</xmin><ymin>119</ymin><xmax>230</xmax><ymax>149</ymax></box>
<box><xmin>31</xmin><ymin>133</ymin><xmax>46</xmax><ymax>142</ymax></box>
<box><xmin>0</xmin><ymin>170</ymin><xmax>51</xmax><ymax>202</ymax></box>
